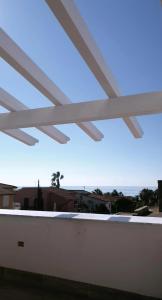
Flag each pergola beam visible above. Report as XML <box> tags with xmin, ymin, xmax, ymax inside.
<box><xmin>1</xmin><ymin>129</ymin><xmax>38</xmax><ymax>146</ymax></box>
<box><xmin>0</xmin><ymin>91</ymin><xmax>161</xmax><ymax>130</ymax></box>
<box><xmin>46</xmin><ymin>0</ymin><xmax>143</xmax><ymax>138</ymax></box>
<box><xmin>0</xmin><ymin>29</ymin><xmax>103</xmax><ymax>141</ymax></box>
<box><xmin>0</xmin><ymin>88</ymin><xmax>38</xmax><ymax>145</ymax></box>
<box><xmin>0</xmin><ymin>88</ymin><xmax>69</xmax><ymax>144</ymax></box>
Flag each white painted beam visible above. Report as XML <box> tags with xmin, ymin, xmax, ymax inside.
<box><xmin>0</xmin><ymin>89</ymin><xmax>38</xmax><ymax>145</ymax></box>
<box><xmin>0</xmin><ymin>91</ymin><xmax>161</xmax><ymax>130</ymax></box>
<box><xmin>1</xmin><ymin>129</ymin><xmax>38</xmax><ymax>146</ymax></box>
<box><xmin>0</xmin><ymin>88</ymin><xmax>69</xmax><ymax>144</ymax></box>
<box><xmin>46</xmin><ymin>0</ymin><xmax>143</xmax><ymax>138</ymax></box>
<box><xmin>0</xmin><ymin>29</ymin><xmax>103</xmax><ymax>141</ymax></box>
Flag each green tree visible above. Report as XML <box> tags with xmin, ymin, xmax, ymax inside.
<box><xmin>152</xmin><ymin>189</ymin><xmax>158</xmax><ymax>206</ymax></box>
<box><xmin>115</xmin><ymin>197</ymin><xmax>135</xmax><ymax>213</ymax></box>
<box><xmin>94</xmin><ymin>204</ymin><xmax>110</xmax><ymax>214</ymax></box>
<box><xmin>118</xmin><ymin>191</ymin><xmax>124</xmax><ymax>197</ymax></box>
<box><xmin>139</xmin><ymin>188</ymin><xmax>154</xmax><ymax>206</ymax></box>
<box><xmin>92</xmin><ymin>188</ymin><xmax>103</xmax><ymax>195</ymax></box>
<box><xmin>104</xmin><ymin>192</ymin><xmax>111</xmax><ymax>196</ymax></box>
<box><xmin>51</xmin><ymin>171</ymin><xmax>64</xmax><ymax>189</ymax></box>
<box><xmin>34</xmin><ymin>180</ymin><xmax>44</xmax><ymax>210</ymax></box>
<box><xmin>111</xmin><ymin>189</ymin><xmax>124</xmax><ymax>197</ymax></box>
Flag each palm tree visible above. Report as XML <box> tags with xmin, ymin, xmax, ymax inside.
<box><xmin>51</xmin><ymin>171</ymin><xmax>64</xmax><ymax>189</ymax></box>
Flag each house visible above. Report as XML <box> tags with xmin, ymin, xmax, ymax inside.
<box><xmin>81</xmin><ymin>193</ymin><xmax>136</xmax><ymax>214</ymax></box>
<box><xmin>15</xmin><ymin>186</ymin><xmax>137</xmax><ymax>214</ymax></box>
<box><xmin>0</xmin><ymin>183</ymin><xmax>17</xmax><ymax>209</ymax></box>
<box><xmin>14</xmin><ymin>187</ymin><xmax>136</xmax><ymax>214</ymax></box>
<box><xmin>15</xmin><ymin>187</ymin><xmax>111</xmax><ymax>213</ymax></box>
<box><xmin>74</xmin><ymin>191</ymin><xmax>111</xmax><ymax>213</ymax></box>
<box><xmin>14</xmin><ymin>187</ymin><xmax>78</xmax><ymax>211</ymax></box>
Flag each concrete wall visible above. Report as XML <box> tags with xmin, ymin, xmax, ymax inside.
<box><xmin>0</xmin><ymin>211</ymin><xmax>162</xmax><ymax>299</ymax></box>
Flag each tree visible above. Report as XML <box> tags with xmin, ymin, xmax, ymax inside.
<box><xmin>92</xmin><ymin>188</ymin><xmax>103</xmax><ymax>195</ymax></box>
<box><xmin>104</xmin><ymin>192</ymin><xmax>111</xmax><ymax>196</ymax></box>
<box><xmin>111</xmin><ymin>189</ymin><xmax>121</xmax><ymax>196</ymax></box>
<box><xmin>139</xmin><ymin>189</ymin><xmax>154</xmax><ymax>206</ymax></box>
<box><xmin>51</xmin><ymin>171</ymin><xmax>64</xmax><ymax>189</ymax></box>
<box><xmin>152</xmin><ymin>189</ymin><xmax>158</xmax><ymax>206</ymax></box>
<box><xmin>118</xmin><ymin>191</ymin><xmax>124</xmax><ymax>197</ymax></box>
<box><xmin>94</xmin><ymin>204</ymin><xmax>110</xmax><ymax>214</ymax></box>
<box><xmin>115</xmin><ymin>197</ymin><xmax>135</xmax><ymax>213</ymax></box>
<box><xmin>34</xmin><ymin>180</ymin><xmax>44</xmax><ymax>210</ymax></box>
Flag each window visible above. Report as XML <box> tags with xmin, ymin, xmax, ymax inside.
<box><xmin>2</xmin><ymin>195</ymin><xmax>9</xmax><ymax>208</ymax></box>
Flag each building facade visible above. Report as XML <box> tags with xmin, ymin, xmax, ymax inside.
<box><xmin>15</xmin><ymin>187</ymin><xmax>111</xmax><ymax>213</ymax></box>
<box><xmin>0</xmin><ymin>183</ymin><xmax>17</xmax><ymax>209</ymax></box>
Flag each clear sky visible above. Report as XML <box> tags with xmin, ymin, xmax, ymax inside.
<box><xmin>0</xmin><ymin>0</ymin><xmax>162</xmax><ymax>187</ymax></box>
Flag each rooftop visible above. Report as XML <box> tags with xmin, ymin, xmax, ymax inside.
<box><xmin>0</xmin><ymin>183</ymin><xmax>17</xmax><ymax>189</ymax></box>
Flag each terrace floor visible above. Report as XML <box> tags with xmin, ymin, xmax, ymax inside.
<box><xmin>0</xmin><ymin>280</ymin><xmax>81</xmax><ymax>300</ymax></box>
<box><xmin>0</xmin><ymin>278</ymin><xmax>158</xmax><ymax>300</ymax></box>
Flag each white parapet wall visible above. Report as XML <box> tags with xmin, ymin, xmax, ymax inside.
<box><xmin>0</xmin><ymin>210</ymin><xmax>162</xmax><ymax>298</ymax></box>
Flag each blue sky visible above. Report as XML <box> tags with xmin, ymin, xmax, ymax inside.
<box><xmin>0</xmin><ymin>0</ymin><xmax>162</xmax><ymax>187</ymax></box>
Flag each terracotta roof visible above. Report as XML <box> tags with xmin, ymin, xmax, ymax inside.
<box><xmin>0</xmin><ymin>183</ymin><xmax>17</xmax><ymax>189</ymax></box>
<box><xmin>90</xmin><ymin>194</ymin><xmax>134</xmax><ymax>202</ymax></box>
<box><xmin>90</xmin><ymin>193</ymin><xmax>120</xmax><ymax>202</ymax></box>
<box><xmin>66</xmin><ymin>189</ymin><xmax>90</xmax><ymax>195</ymax></box>
<box><xmin>50</xmin><ymin>188</ymin><xmax>76</xmax><ymax>197</ymax></box>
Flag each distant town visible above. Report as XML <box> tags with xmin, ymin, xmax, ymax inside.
<box><xmin>0</xmin><ymin>172</ymin><xmax>161</xmax><ymax>217</ymax></box>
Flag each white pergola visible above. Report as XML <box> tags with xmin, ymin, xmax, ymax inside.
<box><xmin>0</xmin><ymin>0</ymin><xmax>161</xmax><ymax>146</ymax></box>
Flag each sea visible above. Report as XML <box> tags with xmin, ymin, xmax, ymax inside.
<box><xmin>63</xmin><ymin>186</ymin><xmax>157</xmax><ymax>197</ymax></box>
